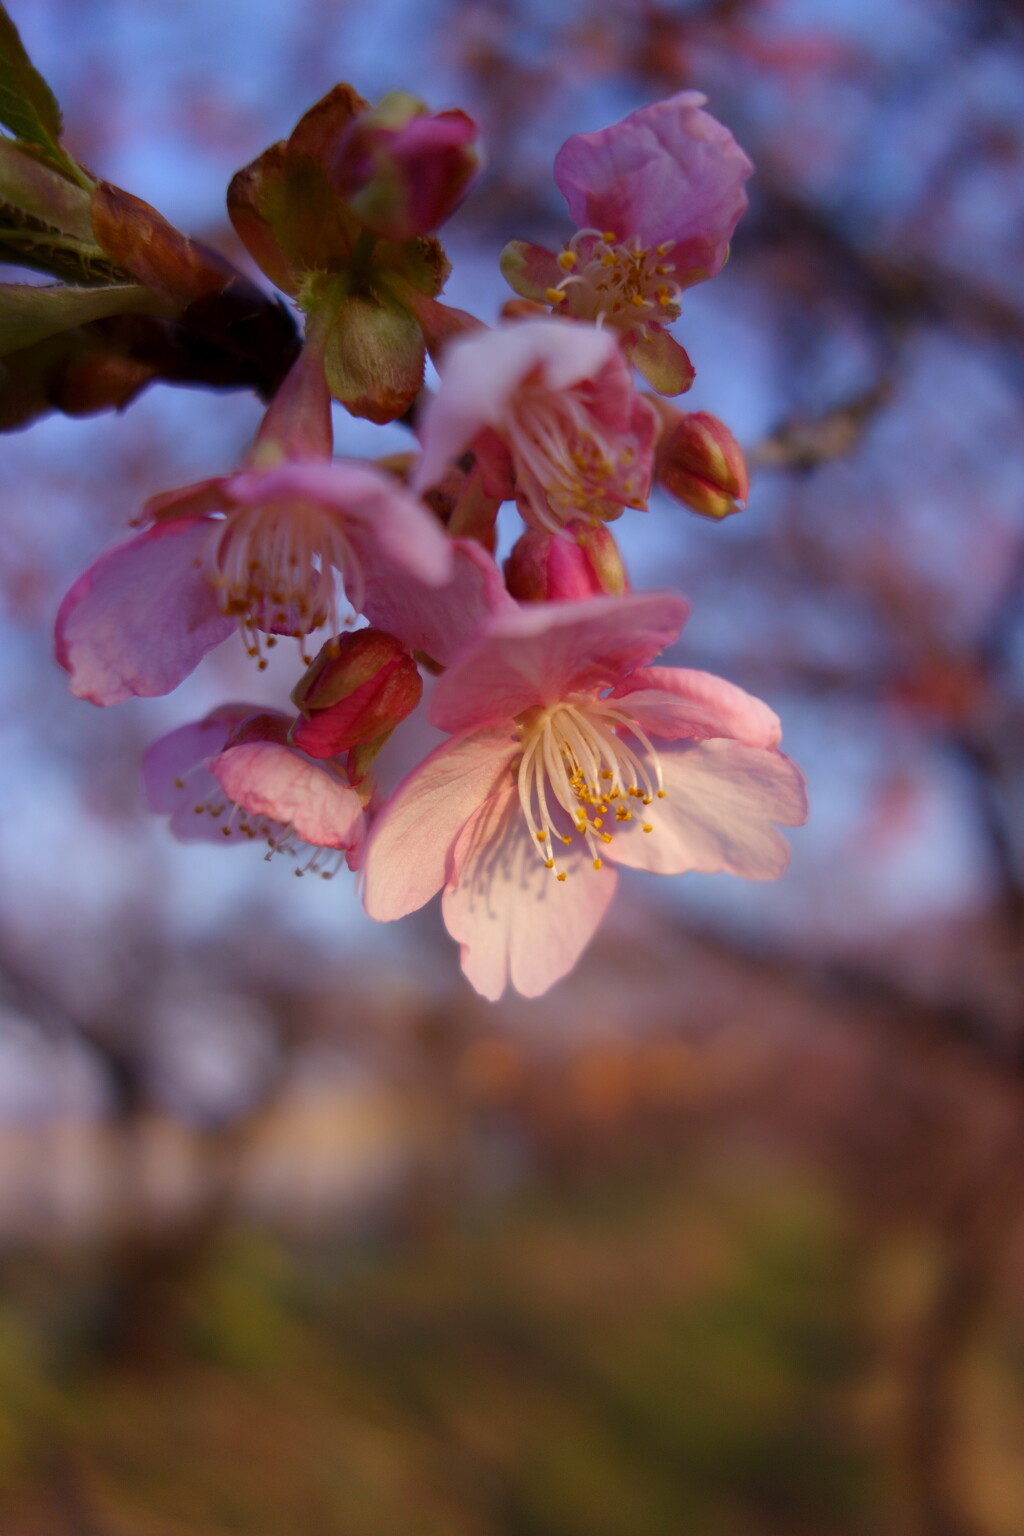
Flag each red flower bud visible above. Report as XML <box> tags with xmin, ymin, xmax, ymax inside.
<box><xmin>504</xmin><ymin>519</ymin><xmax>627</xmax><ymax>602</ymax></box>
<box><xmin>290</xmin><ymin>629</ymin><xmax>422</xmax><ymax>759</ymax></box>
<box><xmin>654</xmin><ymin>408</ymin><xmax>748</xmax><ymax>520</ymax></box>
<box><xmin>329</xmin><ymin>92</ymin><xmax>482</xmax><ymax>241</ymax></box>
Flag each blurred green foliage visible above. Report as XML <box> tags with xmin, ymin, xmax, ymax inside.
<box><xmin>0</xmin><ymin>1161</ymin><xmax>878</xmax><ymax>1536</ymax></box>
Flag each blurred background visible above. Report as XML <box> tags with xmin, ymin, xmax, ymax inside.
<box><xmin>1</xmin><ymin>0</ymin><xmax>1024</xmax><ymax>1531</ymax></box>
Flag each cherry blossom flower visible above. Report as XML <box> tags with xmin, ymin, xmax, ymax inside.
<box><xmin>56</xmin><ymin>457</ymin><xmax>453</xmax><ymax>705</ymax></box>
<box><xmin>412</xmin><ymin>319</ymin><xmax>658</xmax><ymax>532</ymax></box>
<box><xmin>143</xmin><ymin>705</ymin><xmax>366</xmax><ymax>877</ymax></box>
<box><xmin>500</xmin><ymin>93</ymin><xmax>753</xmax><ymax>395</ymax></box>
<box><xmin>362</xmin><ymin>594</ymin><xmax>807</xmax><ymax>1000</ymax></box>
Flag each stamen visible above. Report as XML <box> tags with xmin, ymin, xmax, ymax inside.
<box><xmin>547</xmin><ymin>231</ymin><xmax>684</xmax><ymax>339</ymax></box>
<box><xmin>204</xmin><ymin>498</ymin><xmax>359</xmax><ymax>668</ymax></box>
<box><xmin>515</xmin><ymin>698</ymin><xmax>665</xmax><ymax>878</ymax></box>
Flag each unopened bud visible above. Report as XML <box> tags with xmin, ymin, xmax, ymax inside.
<box><xmin>290</xmin><ymin>629</ymin><xmax>422</xmax><ymax>759</ymax></box>
<box><xmin>654</xmin><ymin>408</ymin><xmax>748</xmax><ymax>520</ymax></box>
<box><xmin>504</xmin><ymin>519</ymin><xmax>627</xmax><ymax>603</ymax></box>
<box><xmin>329</xmin><ymin>93</ymin><xmax>482</xmax><ymax>241</ymax></box>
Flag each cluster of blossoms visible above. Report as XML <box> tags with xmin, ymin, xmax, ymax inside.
<box><xmin>56</xmin><ymin>87</ymin><xmax>806</xmax><ymax>1001</ymax></box>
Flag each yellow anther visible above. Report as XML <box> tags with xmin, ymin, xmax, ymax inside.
<box><xmin>592</xmin><ymin>858</ymin><xmax>603</xmax><ymax>870</ymax></box>
<box><xmin>544</xmin><ymin>859</ymin><xmax>555</xmax><ymax>869</ymax></box>
<box><xmin>545</xmin><ymin>287</ymin><xmax>567</xmax><ymax>304</ymax></box>
<box><xmin>561</xmin><ymin>834</ymin><xmax>572</xmax><ymax>845</ymax></box>
<box><xmin>600</xmin><ymin>769</ymin><xmax>613</xmax><ymax>780</ymax></box>
<box><xmin>631</xmin><ymin>293</ymin><xmax>647</xmax><ymax>307</ymax></box>
<box><xmin>557</xmin><ymin>250</ymin><xmax>578</xmax><ymax>271</ymax></box>
<box><xmin>536</xmin><ymin>830</ymin><xmax>547</xmax><ymax>842</ymax></box>
<box><xmin>602</xmin><ymin>230</ymin><xmax>617</xmax><ymax>243</ymax></box>
<box><xmin>657</xmin><ymin>789</ymin><xmax>666</xmax><ymax>798</ymax></box>
<box><xmin>556</xmin><ymin>871</ymin><xmax>567</xmax><ymax>882</ymax></box>
<box><xmin>601</xmin><ymin>832</ymin><xmax>613</xmax><ymax>844</ymax></box>
<box><xmin>642</xmin><ymin>823</ymin><xmax>653</xmax><ymax>834</ymax></box>
<box><xmin>594</xmin><ymin>817</ymin><xmax>603</xmax><ymax>829</ymax></box>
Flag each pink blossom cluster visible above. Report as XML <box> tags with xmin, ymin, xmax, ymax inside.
<box><xmin>56</xmin><ymin>89</ymin><xmax>806</xmax><ymax>1001</ymax></box>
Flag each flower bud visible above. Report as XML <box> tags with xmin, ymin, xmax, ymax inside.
<box><xmin>654</xmin><ymin>408</ymin><xmax>748</xmax><ymax>520</ymax></box>
<box><xmin>290</xmin><ymin>629</ymin><xmax>422</xmax><ymax>759</ymax></box>
<box><xmin>329</xmin><ymin>93</ymin><xmax>482</xmax><ymax>241</ymax></box>
<box><xmin>504</xmin><ymin>519</ymin><xmax>627</xmax><ymax>603</ymax></box>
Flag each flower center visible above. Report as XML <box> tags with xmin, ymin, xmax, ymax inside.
<box><xmin>204</xmin><ymin>499</ymin><xmax>361</xmax><ymax>669</ymax></box>
<box><xmin>546</xmin><ymin>229</ymin><xmax>683</xmax><ymax>335</ymax></box>
<box><xmin>504</xmin><ymin>381</ymin><xmax>646</xmax><ymax>532</ymax></box>
<box><xmin>516</xmin><ymin>698</ymin><xmax>664</xmax><ymax>877</ymax></box>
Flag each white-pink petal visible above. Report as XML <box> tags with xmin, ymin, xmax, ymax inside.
<box><xmin>610</xmin><ymin>666</ymin><xmax>782</xmax><ymax>747</ymax></box>
<box><xmin>212</xmin><ymin>742</ymin><xmax>365</xmax><ymax>851</ymax></box>
<box><xmin>430</xmin><ymin>592</ymin><xmax>689</xmax><ymax>736</ymax></box>
<box><xmin>607</xmin><ymin>739</ymin><xmax>807</xmax><ymax>880</ymax></box>
<box><xmin>362</xmin><ymin>726</ymin><xmax>520</xmax><ymax>922</ymax></box>
<box><xmin>55</xmin><ymin>517</ymin><xmax>233</xmax><ymax>705</ymax></box>
<box><xmin>442</xmin><ymin>777</ymin><xmax>618</xmax><ymax>1001</ymax></box>
<box><xmin>412</xmin><ymin>320</ymin><xmax>620</xmax><ymax>495</ymax></box>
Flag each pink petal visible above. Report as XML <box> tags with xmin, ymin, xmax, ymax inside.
<box><xmin>412</xmin><ymin>320</ymin><xmax>619</xmax><ymax>495</ymax></box>
<box><xmin>361</xmin><ymin>538</ymin><xmax>516</xmax><ymax>667</ymax></box>
<box><xmin>142</xmin><ymin>706</ymin><xmax>262</xmax><ymax>842</ymax></box>
<box><xmin>554</xmin><ymin>92</ymin><xmax>753</xmax><ymax>276</ymax></box>
<box><xmin>606</xmin><ymin>739</ymin><xmax>807</xmax><ymax>880</ymax></box>
<box><xmin>211</xmin><ymin>741</ymin><xmax>364</xmax><ymax>852</ymax></box>
<box><xmin>610</xmin><ymin>667</ymin><xmax>782</xmax><ymax>747</ymax></box>
<box><xmin>442</xmin><ymin>777</ymin><xmax>618</xmax><ymax>1001</ymax></box>
<box><xmin>430</xmin><ymin>591</ymin><xmax>689</xmax><ymax>735</ymax></box>
<box><xmin>55</xmin><ymin>517</ymin><xmax>233</xmax><ymax>704</ymax></box>
<box><xmin>362</xmin><ymin>726</ymin><xmax>519</xmax><ymax>921</ymax></box>
<box><xmin>227</xmin><ymin>459</ymin><xmax>453</xmax><ymax>586</ymax></box>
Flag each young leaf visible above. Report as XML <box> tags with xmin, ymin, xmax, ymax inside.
<box><xmin>0</xmin><ymin>5</ymin><xmax>85</xmax><ymax>183</ymax></box>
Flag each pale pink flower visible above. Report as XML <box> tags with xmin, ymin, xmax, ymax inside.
<box><xmin>362</xmin><ymin>594</ymin><xmax>807</xmax><ymax>1001</ymax></box>
<box><xmin>56</xmin><ymin>458</ymin><xmax>453</xmax><ymax>705</ymax></box>
<box><xmin>500</xmin><ymin>93</ymin><xmax>753</xmax><ymax>395</ymax></box>
<box><xmin>143</xmin><ymin>705</ymin><xmax>366</xmax><ymax>876</ymax></box>
<box><xmin>412</xmin><ymin>319</ymin><xmax>658</xmax><ymax>533</ymax></box>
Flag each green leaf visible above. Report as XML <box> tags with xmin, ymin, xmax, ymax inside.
<box><xmin>0</xmin><ymin>281</ymin><xmax>165</xmax><ymax>356</ymax></box>
<box><xmin>0</xmin><ymin>5</ymin><xmax>84</xmax><ymax>182</ymax></box>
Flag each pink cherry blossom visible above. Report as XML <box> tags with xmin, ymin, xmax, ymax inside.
<box><xmin>554</xmin><ymin>91</ymin><xmax>753</xmax><ymax>278</ymax></box>
<box><xmin>412</xmin><ymin>319</ymin><xmax>658</xmax><ymax>533</ymax></box>
<box><xmin>143</xmin><ymin>705</ymin><xmax>366</xmax><ymax>876</ymax></box>
<box><xmin>56</xmin><ymin>457</ymin><xmax>453</xmax><ymax>705</ymax></box>
<box><xmin>362</xmin><ymin>594</ymin><xmax>807</xmax><ymax>1001</ymax></box>
<box><xmin>500</xmin><ymin>93</ymin><xmax>753</xmax><ymax>395</ymax></box>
